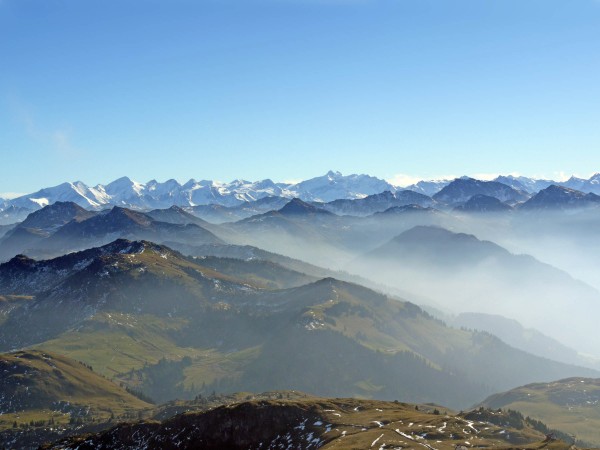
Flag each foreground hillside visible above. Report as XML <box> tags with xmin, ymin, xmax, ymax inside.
<box><xmin>0</xmin><ymin>350</ymin><xmax>152</xmax><ymax>448</ymax></box>
<box><xmin>0</xmin><ymin>239</ymin><xmax>597</xmax><ymax>411</ymax></box>
<box><xmin>478</xmin><ymin>377</ymin><xmax>600</xmax><ymax>446</ymax></box>
<box><xmin>0</xmin><ymin>350</ymin><xmax>151</xmax><ymax>420</ymax></box>
<box><xmin>41</xmin><ymin>396</ymin><xmax>582</xmax><ymax>450</ymax></box>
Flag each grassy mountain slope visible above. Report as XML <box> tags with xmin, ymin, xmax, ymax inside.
<box><xmin>40</xmin><ymin>396</ymin><xmax>578</xmax><ymax>450</ymax></box>
<box><xmin>0</xmin><ymin>240</ymin><xmax>597</xmax><ymax>411</ymax></box>
<box><xmin>0</xmin><ymin>350</ymin><xmax>151</xmax><ymax>431</ymax></box>
<box><xmin>478</xmin><ymin>377</ymin><xmax>600</xmax><ymax>446</ymax></box>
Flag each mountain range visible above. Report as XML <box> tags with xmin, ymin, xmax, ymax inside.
<box><xmin>1</xmin><ymin>171</ymin><xmax>394</xmax><ymax>213</ymax></box>
<box><xmin>3</xmin><ymin>171</ymin><xmax>600</xmax><ymax>218</ymax></box>
<box><xmin>1</xmin><ymin>238</ymin><xmax>596</xmax><ymax>412</ymax></box>
<box><xmin>2</xmin><ymin>173</ymin><xmax>600</xmax><ymax>449</ymax></box>
<box><xmin>0</xmin><ymin>202</ymin><xmax>222</xmax><ymax>261</ymax></box>
<box><xmin>2</xmin><ymin>196</ymin><xmax>600</xmax><ymax>349</ymax></box>
<box><xmin>353</xmin><ymin>225</ymin><xmax>600</xmax><ymax>356</ymax></box>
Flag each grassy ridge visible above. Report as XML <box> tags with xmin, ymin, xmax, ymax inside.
<box><xmin>478</xmin><ymin>378</ymin><xmax>600</xmax><ymax>446</ymax></box>
<box><xmin>0</xmin><ymin>350</ymin><xmax>152</xmax><ymax>432</ymax></box>
<box><xmin>40</xmin><ymin>396</ymin><xmax>581</xmax><ymax>450</ymax></box>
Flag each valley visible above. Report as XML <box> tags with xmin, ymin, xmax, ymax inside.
<box><xmin>1</xmin><ymin>172</ymin><xmax>599</xmax><ymax>448</ymax></box>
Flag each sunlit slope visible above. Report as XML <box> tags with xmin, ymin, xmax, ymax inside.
<box><xmin>0</xmin><ymin>350</ymin><xmax>151</xmax><ymax>431</ymax></box>
<box><xmin>40</xmin><ymin>396</ymin><xmax>581</xmax><ymax>450</ymax></box>
<box><xmin>478</xmin><ymin>377</ymin><xmax>600</xmax><ymax>446</ymax></box>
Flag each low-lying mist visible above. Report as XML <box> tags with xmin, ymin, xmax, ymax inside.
<box><xmin>224</xmin><ymin>208</ymin><xmax>600</xmax><ymax>361</ymax></box>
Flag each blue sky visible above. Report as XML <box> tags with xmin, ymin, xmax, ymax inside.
<box><xmin>1</xmin><ymin>0</ymin><xmax>599</xmax><ymax>195</ymax></box>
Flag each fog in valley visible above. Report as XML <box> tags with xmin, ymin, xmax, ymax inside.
<box><xmin>3</xmin><ymin>0</ymin><xmax>600</xmax><ymax>446</ymax></box>
<box><xmin>3</xmin><ymin>177</ymin><xmax>600</xmax><ymax>448</ymax></box>
<box><xmin>206</xmin><ymin>204</ymin><xmax>600</xmax><ymax>361</ymax></box>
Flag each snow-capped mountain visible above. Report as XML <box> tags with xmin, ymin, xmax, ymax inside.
<box><xmin>8</xmin><ymin>181</ymin><xmax>110</xmax><ymax>210</ymax></box>
<box><xmin>560</xmin><ymin>176</ymin><xmax>587</xmax><ymax>192</ymax></box>
<box><xmin>184</xmin><ymin>178</ymin><xmax>292</xmax><ymax>207</ymax></box>
<box><xmin>319</xmin><ymin>190</ymin><xmax>435</xmax><ymax>216</ymax></box>
<box><xmin>286</xmin><ymin>170</ymin><xmax>395</xmax><ymax>202</ymax></box>
<box><xmin>404</xmin><ymin>179</ymin><xmax>451</xmax><ymax>196</ymax></box>
<box><xmin>493</xmin><ymin>175</ymin><xmax>554</xmax><ymax>194</ymax></box>
<box><xmin>0</xmin><ymin>171</ymin><xmax>395</xmax><ymax>213</ymax></box>
<box><xmin>570</xmin><ymin>173</ymin><xmax>600</xmax><ymax>195</ymax></box>
<box><xmin>102</xmin><ymin>176</ymin><xmax>145</xmax><ymax>206</ymax></box>
<box><xmin>3</xmin><ymin>171</ymin><xmax>600</xmax><ymax>217</ymax></box>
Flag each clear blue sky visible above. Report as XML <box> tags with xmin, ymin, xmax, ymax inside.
<box><xmin>1</xmin><ymin>0</ymin><xmax>599</xmax><ymax>195</ymax></box>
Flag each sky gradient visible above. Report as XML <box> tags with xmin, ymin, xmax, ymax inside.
<box><xmin>2</xmin><ymin>0</ymin><xmax>600</xmax><ymax>195</ymax></box>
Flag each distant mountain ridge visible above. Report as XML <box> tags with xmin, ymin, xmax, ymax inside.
<box><xmin>520</xmin><ymin>185</ymin><xmax>600</xmax><ymax>210</ymax></box>
<box><xmin>3</xmin><ymin>171</ymin><xmax>600</xmax><ymax>215</ymax></box>
<box><xmin>432</xmin><ymin>177</ymin><xmax>529</xmax><ymax>205</ymax></box>
<box><xmin>3</xmin><ymin>171</ymin><xmax>396</xmax><ymax>212</ymax></box>
<box><xmin>0</xmin><ymin>203</ymin><xmax>223</xmax><ymax>261</ymax></box>
<box><xmin>356</xmin><ymin>225</ymin><xmax>600</xmax><ymax>357</ymax></box>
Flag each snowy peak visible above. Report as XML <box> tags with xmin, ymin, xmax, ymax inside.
<box><xmin>146</xmin><ymin>178</ymin><xmax>182</xmax><ymax>194</ymax></box>
<box><xmin>104</xmin><ymin>176</ymin><xmax>146</xmax><ymax>205</ymax></box>
<box><xmin>8</xmin><ymin>181</ymin><xmax>110</xmax><ymax>210</ymax></box>
<box><xmin>493</xmin><ymin>175</ymin><xmax>553</xmax><ymax>194</ymax></box>
<box><xmin>326</xmin><ymin>170</ymin><xmax>342</xmax><ymax>179</ymax></box>
<box><xmin>288</xmin><ymin>171</ymin><xmax>394</xmax><ymax>202</ymax></box>
<box><xmin>560</xmin><ymin>176</ymin><xmax>586</xmax><ymax>192</ymax></box>
<box><xmin>576</xmin><ymin>173</ymin><xmax>600</xmax><ymax>195</ymax></box>
<box><xmin>404</xmin><ymin>179</ymin><xmax>451</xmax><ymax>196</ymax></box>
<box><xmin>3</xmin><ymin>171</ymin><xmax>600</xmax><ymax>215</ymax></box>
